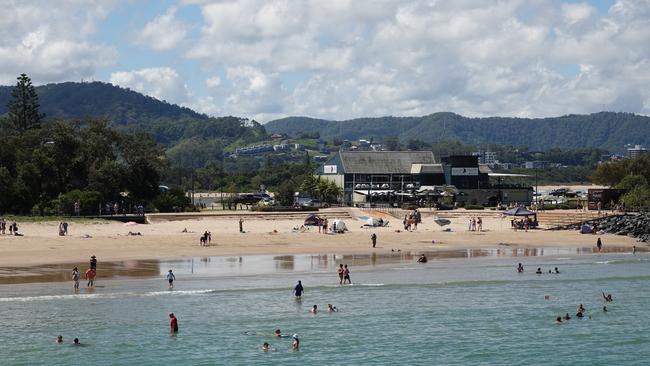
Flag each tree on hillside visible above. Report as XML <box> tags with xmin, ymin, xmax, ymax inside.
<box><xmin>7</xmin><ymin>73</ymin><xmax>43</xmax><ymax>132</ymax></box>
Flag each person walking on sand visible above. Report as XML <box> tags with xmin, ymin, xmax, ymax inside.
<box><xmin>596</xmin><ymin>237</ymin><xmax>603</xmax><ymax>252</ymax></box>
<box><xmin>371</xmin><ymin>233</ymin><xmax>377</xmax><ymax>248</ymax></box>
<box><xmin>85</xmin><ymin>267</ymin><xmax>96</xmax><ymax>287</ymax></box>
<box><xmin>294</xmin><ymin>280</ymin><xmax>304</xmax><ymax>298</ymax></box>
<box><xmin>166</xmin><ymin>269</ymin><xmax>176</xmax><ymax>289</ymax></box>
<box><xmin>338</xmin><ymin>264</ymin><xmax>344</xmax><ymax>285</ymax></box>
<box><xmin>239</xmin><ymin>218</ymin><xmax>244</xmax><ymax>233</ymax></box>
<box><xmin>71</xmin><ymin>267</ymin><xmax>80</xmax><ymax>290</ymax></box>
<box><xmin>169</xmin><ymin>313</ymin><xmax>179</xmax><ymax>335</ymax></box>
<box><xmin>322</xmin><ymin>218</ymin><xmax>328</xmax><ymax>233</ymax></box>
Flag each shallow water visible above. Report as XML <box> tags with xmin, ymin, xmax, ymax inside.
<box><xmin>2</xmin><ymin>251</ymin><xmax>649</xmax><ymax>365</ymax></box>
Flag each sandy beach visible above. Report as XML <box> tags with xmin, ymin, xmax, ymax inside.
<box><xmin>0</xmin><ymin>208</ymin><xmax>640</xmax><ymax>267</ymax></box>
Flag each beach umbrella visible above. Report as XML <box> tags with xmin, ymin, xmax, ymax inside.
<box><xmin>434</xmin><ymin>218</ymin><xmax>451</xmax><ymax>227</ymax></box>
<box><xmin>503</xmin><ymin>207</ymin><xmax>535</xmax><ymax>216</ymax></box>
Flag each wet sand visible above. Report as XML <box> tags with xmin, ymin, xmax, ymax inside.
<box><xmin>0</xmin><ymin>208</ymin><xmax>641</xmax><ymax>270</ymax></box>
<box><xmin>0</xmin><ymin>246</ymin><xmax>642</xmax><ymax>285</ymax></box>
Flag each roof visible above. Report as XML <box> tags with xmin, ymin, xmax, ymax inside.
<box><xmin>339</xmin><ymin>151</ymin><xmax>436</xmax><ymax>174</ymax></box>
<box><xmin>478</xmin><ymin>165</ymin><xmax>493</xmax><ymax>174</ymax></box>
<box><xmin>411</xmin><ymin>163</ymin><xmax>444</xmax><ymax>174</ymax></box>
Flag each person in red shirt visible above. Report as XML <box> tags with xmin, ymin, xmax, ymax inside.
<box><xmin>85</xmin><ymin>268</ymin><xmax>96</xmax><ymax>287</ymax></box>
<box><xmin>169</xmin><ymin>313</ymin><xmax>178</xmax><ymax>335</ymax></box>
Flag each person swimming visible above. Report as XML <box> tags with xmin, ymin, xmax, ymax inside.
<box><xmin>328</xmin><ymin>304</ymin><xmax>338</xmax><ymax>312</ymax></box>
<box><xmin>417</xmin><ymin>254</ymin><xmax>427</xmax><ymax>263</ymax></box>
<box><xmin>262</xmin><ymin>342</ymin><xmax>276</xmax><ymax>352</ymax></box>
<box><xmin>292</xmin><ymin>334</ymin><xmax>300</xmax><ymax>350</ymax></box>
<box><xmin>576</xmin><ymin>311</ymin><xmax>584</xmax><ymax>318</ymax></box>
<box><xmin>73</xmin><ymin>338</ymin><xmax>81</xmax><ymax>345</ymax></box>
<box><xmin>56</xmin><ymin>335</ymin><xmax>63</xmax><ymax>344</ymax></box>
<box><xmin>536</xmin><ymin>267</ymin><xmax>542</xmax><ymax>274</ymax></box>
<box><xmin>554</xmin><ymin>267</ymin><xmax>559</xmax><ymax>274</ymax></box>
<box><xmin>555</xmin><ymin>316</ymin><xmax>563</xmax><ymax>324</ymax></box>
<box><xmin>577</xmin><ymin>304</ymin><xmax>586</xmax><ymax>313</ymax></box>
<box><xmin>311</xmin><ymin>305</ymin><xmax>318</xmax><ymax>314</ymax></box>
<box><xmin>274</xmin><ymin>329</ymin><xmax>289</xmax><ymax>338</ymax></box>
<box><xmin>602</xmin><ymin>292</ymin><xmax>613</xmax><ymax>302</ymax></box>
<box><xmin>563</xmin><ymin>313</ymin><xmax>571</xmax><ymax>320</ymax></box>
<box><xmin>517</xmin><ymin>263</ymin><xmax>524</xmax><ymax>273</ymax></box>
<box><xmin>603</xmin><ymin>305</ymin><xmax>608</xmax><ymax>312</ymax></box>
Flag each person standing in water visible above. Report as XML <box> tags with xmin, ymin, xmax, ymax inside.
<box><xmin>169</xmin><ymin>313</ymin><xmax>179</xmax><ymax>335</ymax></box>
<box><xmin>596</xmin><ymin>237</ymin><xmax>603</xmax><ymax>252</ymax></box>
<box><xmin>294</xmin><ymin>281</ymin><xmax>304</xmax><ymax>298</ymax></box>
<box><xmin>517</xmin><ymin>263</ymin><xmax>524</xmax><ymax>273</ymax></box>
<box><xmin>71</xmin><ymin>267</ymin><xmax>80</xmax><ymax>290</ymax></box>
<box><xmin>338</xmin><ymin>264</ymin><xmax>344</xmax><ymax>285</ymax></box>
<box><xmin>343</xmin><ymin>265</ymin><xmax>351</xmax><ymax>284</ymax></box>
<box><xmin>292</xmin><ymin>334</ymin><xmax>300</xmax><ymax>350</ymax></box>
<box><xmin>166</xmin><ymin>269</ymin><xmax>176</xmax><ymax>289</ymax></box>
<box><xmin>90</xmin><ymin>255</ymin><xmax>97</xmax><ymax>270</ymax></box>
<box><xmin>85</xmin><ymin>267</ymin><xmax>96</xmax><ymax>287</ymax></box>
<box><xmin>633</xmin><ymin>245</ymin><xmax>637</xmax><ymax>255</ymax></box>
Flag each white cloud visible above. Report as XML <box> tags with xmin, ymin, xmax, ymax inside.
<box><xmin>110</xmin><ymin>67</ymin><xmax>189</xmax><ymax>104</ymax></box>
<box><xmin>183</xmin><ymin>0</ymin><xmax>650</xmax><ymax>120</ymax></box>
<box><xmin>205</xmin><ymin>76</ymin><xmax>221</xmax><ymax>88</ymax></box>
<box><xmin>0</xmin><ymin>0</ymin><xmax>118</xmax><ymax>84</ymax></box>
<box><xmin>135</xmin><ymin>7</ymin><xmax>187</xmax><ymax>51</ymax></box>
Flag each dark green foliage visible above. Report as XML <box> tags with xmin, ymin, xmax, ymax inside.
<box><xmin>592</xmin><ymin>152</ymin><xmax>650</xmax><ymax>209</ymax></box>
<box><xmin>57</xmin><ymin>190</ymin><xmax>102</xmax><ymax>215</ymax></box>
<box><xmin>266</xmin><ymin>112</ymin><xmax>650</xmax><ymax>152</ymax></box>
<box><xmin>6</xmin><ymin>74</ymin><xmax>42</xmax><ymax>132</ymax></box>
<box><xmin>152</xmin><ymin>187</ymin><xmax>192</xmax><ymax>212</ymax></box>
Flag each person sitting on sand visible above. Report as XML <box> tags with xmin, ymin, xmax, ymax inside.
<box><xmin>417</xmin><ymin>254</ymin><xmax>428</xmax><ymax>263</ymax></box>
<box><xmin>310</xmin><ymin>305</ymin><xmax>318</xmax><ymax>314</ymax></box>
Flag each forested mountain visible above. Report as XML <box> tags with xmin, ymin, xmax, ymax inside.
<box><xmin>0</xmin><ymin>81</ymin><xmax>268</xmax><ymax>167</ymax></box>
<box><xmin>266</xmin><ymin>112</ymin><xmax>650</xmax><ymax>152</ymax></box>
<box><xmin>0</xmin><ymin>81</ymin><xmax>206</xmax><ymax>124</ymax></box>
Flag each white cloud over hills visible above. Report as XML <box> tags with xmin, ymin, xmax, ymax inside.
<box><xmin>1</xmin><ymin>0</ymin><xmax>650</xmax><ymax>122</ymax></box>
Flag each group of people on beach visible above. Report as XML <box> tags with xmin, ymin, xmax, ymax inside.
<box><xmin>467</xmin><ymin>217</ymin><xmax>482</xmax><ymax>232</ymax></box>
<box><xmin>337</xmin><ymin>264</ymin><xmax>352</xmax><ymax>285</ymax></box>
<box><xmin>71</xmin><ymin>255</ymin><xmax>97</xmax><ymax>290</ymax></box>
<box><xmin>0</xmin><ymin>218</ymin><xmax>20</xmax><ymax>235</ymax></box>
<box><xmin>58</xmin><ymin>222</ymin><xmax>69</xmax><ymax>236</ymax></box>
<box><xmin>199</xmin><ymin>231</ymin><xmax>212</xmax><ymax>246</ymax></box>
<box><xmin>403</xmin><ymin>209</ymin><xmax>421</xmax><ymax>231</ymax></box>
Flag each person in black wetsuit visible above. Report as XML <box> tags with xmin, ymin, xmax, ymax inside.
<box><xmin>90</xmin><ymin>255</ymin><xmax>97</xmax><ymax>270</ymax></box>
<box><xmin>294</xmin><ymin>281</ymin><xmax>304</xmax><ymax>298</ymax></box>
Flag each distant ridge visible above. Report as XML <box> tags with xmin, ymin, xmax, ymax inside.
<box><xmin>0</xmin><ymin>81</ymin><xmax>207</xmax><ymax>125</ymax></box>
<box><xmin>265</xmin><ymin>112</ymin><xmax>650</xmax><ymax>151</ymax></box>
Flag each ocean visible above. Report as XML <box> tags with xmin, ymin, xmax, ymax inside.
<box><xmin>1</xmin><ymin>250</ymin><xmax>649</xmax><ymax>365</ymax></box>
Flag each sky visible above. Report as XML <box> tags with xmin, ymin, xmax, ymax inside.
<box><xmin>1</xmin><ymin>0</ymin><xmax>649</xmax><ymax>122</ymax></box>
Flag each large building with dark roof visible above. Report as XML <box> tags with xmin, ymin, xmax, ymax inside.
<box><xmin>317</xmin><ymin>151</ymin><xmax>532</xmax><ymax>206</ymax></box>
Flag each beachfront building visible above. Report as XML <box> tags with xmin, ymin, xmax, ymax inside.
<box><xmin>627</xmin><ymin>145</ymin><xmax>648</xmax><ymax>159</ymax></box>
<box><xmin>317</xmin><ymin>151</ymin><xmax>532</xmax><ymax>206</ymax></box>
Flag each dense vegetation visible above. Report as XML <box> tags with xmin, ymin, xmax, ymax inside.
<box><xmin>592</xmin><ymin>152</ymin><xmax>650</xmax><ymax>209</ymax></box>
<box><xmin>266</xmin><ymin>112</ymin><xmax>650</xmax><ymax>152</ymax></box>
<box><xmin>0</xmin><ymin>75</ymin><xmax>191</xmax><ymax>215</ymax></box>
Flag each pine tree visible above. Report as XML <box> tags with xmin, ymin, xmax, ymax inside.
<box><xmin>7</xmin><ymin>73</ymin><xmax>43</xmax><ymax>132</ymax></box>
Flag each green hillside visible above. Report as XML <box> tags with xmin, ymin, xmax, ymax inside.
<box><xmin>266</xmin><ymin>112</ymin><xmax>650</xmax><ymax>152</ymax></box>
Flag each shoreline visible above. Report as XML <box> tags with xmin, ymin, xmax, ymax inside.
<box><xmin>0</xmin><ymin>208</ymin><xmax>642</xmax><ymax>269</ymax></box>
<box><xmin>0</xmin><ymin>245</ymin><xmax>642</xmax><ymax>286</ymax></box>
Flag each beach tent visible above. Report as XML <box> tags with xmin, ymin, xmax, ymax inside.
<box><xmin>331</xmin><ymin>219</ymin><xmax>348</xmax><ymax>233</ymax></box>
<box><xmin>580</xmin><ymin>224</ymin><xmax>593</xmax><ymax>234</ymax></box>
<box><xmin>434</xmin><ymin>218</ymin><xmax>451</xmax><ymax>227</ymax></box>
<box><xmin>504</xmin><ymin>207</ymin><xmax>535</xmax><ymax>216</ymax></box>
<box><xmin>304</xmin><ymin>214</ymin><xmax>322</xmax><ymax>226</ymax></box>
<box><xmin>364</xmin><ymin>218</ymin><xmax>388</xmax><ymax>227</ymax></box>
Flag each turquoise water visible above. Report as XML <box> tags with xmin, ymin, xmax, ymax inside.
<box><xmin>2</xmin><ymin>252</ymin><xmax>650</xmax><ymax>365</ymax></box>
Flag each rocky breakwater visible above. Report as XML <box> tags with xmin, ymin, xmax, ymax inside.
<box><xmin>564</xmin><ymin>213</ymin><xmax>650</xmax><ymax>242</ymax></box>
